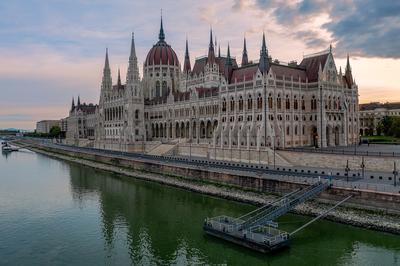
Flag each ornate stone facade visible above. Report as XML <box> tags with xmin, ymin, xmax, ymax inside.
<box><xmin>95</xmin><ymin>18</ymin><xmax>359</xmax><ymax>152</ymax></box>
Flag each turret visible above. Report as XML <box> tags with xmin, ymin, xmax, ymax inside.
<box><xmin>258</xmin><ymin>32</ymin><xmax>270</xmax><ymax>74</ymax></box>
<box><xmin>126</xmin><ymin>32</ymin><xmax>140</xmax><ymax>97</ymax></box>
<box><xmin>77</xmin><ymin>95</ymin><xmax>81</xmax><ymax>106</ymax></box>
<box><xmin>183</xmin><ymin>38</ymin><xmax>191</xmax><ymax>74</ymax></box>
<box><xmin>71</xmin><ymin>97</ymin><xmax>75</xmax><ymax>111</ymax></box>
<box><xmin>117</xmin><ymin>68</ymin><xmax>122</xmax><ymax>88</ymax></box>
<box><xmin>345</xmin><ymin>54</ymin><xmax>353</xmax><ymax>88</ymax></box>
<box><xmin>159</xmin><ymin>14</ymin><xmax>165</xmax><ymax>42</ymax></box>
<box><xmin>101</xmin><ymin>48</ymin><xmax>112</xmax><ymax>92</ymax></box>
<box><xmin>224</xmin><ymin>43</ymin><xmax>233</xmax><ymax>82</ymax></box>
<box><xmin>241</xmin><ymin>36</ymin><xmax>248</xmax><ymax>66</ymax></box>
<box><xmin>207</xmin><ymin>28</ymin><xmax>215</xmax><ymax>64</ymax></box>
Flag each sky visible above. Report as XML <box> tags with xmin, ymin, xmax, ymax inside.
<box><xmin>0</xmin><ymin>0</ymin><xmax>399</xmax><ymax>130</ymax></box>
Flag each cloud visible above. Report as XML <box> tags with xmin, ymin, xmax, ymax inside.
<box><xmin>253</xmin><ymin>0</ymin><xmax>400</xmax><ymax>58</ymax></box>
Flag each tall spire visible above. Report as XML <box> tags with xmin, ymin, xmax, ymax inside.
<box><xmin>225</xmin><ymin>43</ymin><xmax>233</xmax><ymax>82</ymax></box>
<box><xmin>183</xmin><ymin>38</ymin><xmax>191</xmax><ymax>73</ymax></box>
<box><xmin>71</xmin><ymin>97</ymin><xmax>75</xmax><ymax>110</ymax></box>
<box><xmin>346</xmin><ymin>53</ymin><xmax>351</xmax><ymax>72</ymax></box>
<box><xmin>258</xmin><ymin>32</ymin><xmax>270</xmax><ymax>74</ymax></box>
<box><xmin>158</xmin><ymin>10</ymin><xmax>165</xmax><ymax>42</ymax></box>
<box><xmin>129</xmin><ymin>32</ymin><xmax>136</xmax><ymax>60</ymax></box>
<box><xmin>241</xmin><ymin>36</ymin><xmax>248</xmax><ymax>66</ymax></box>
<box><xmin>77</xmin><ymin>95</ymin><xmax>81</xmax><ymax>106</ymax></box>
<box><xmin>117</xmin><ymin>68</ymin><xmax>122</xmax><ymax>87</ymax></box>
<box><xmin>345</xmin><ymin>54</ymin><xmax>353</xmax><ymax>88</ymax></box>
<box><xmin>218</xmin><ymin>44</ymin><xmax>221</xmax><ymax>58</ymax></box>
<box><xmin>207</xmin><ymin>27</ymin><xmax>215</xmax><ymax>64</ymax></box>
<box><xmin>101</xmin><ymin>48</ymin><xmax>112</xmax><ymax>92</ymax></box>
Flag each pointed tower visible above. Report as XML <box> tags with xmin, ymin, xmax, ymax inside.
<box><xmin>71</xmin><ymin>97</ymin><xmax>75</xmax><ymax>111</ymax></box>
<box><xmin>159</xmin><ymin>14</ymin><xmax>165</xmax><ymax>43</ymax></box>
<box><xmin>218</xmin><ymin>44</ymin><xmax>221</xmax><ymax>58</ymax></box>
<box><xmin>241</xmin><ymin>36</ymin><xmax>249</xmax><ymax>66</ymax></box>
<box><xmin>125</xmin><ymin>32</ymin><xmax>144</xmax><ymax>143</ymax></box>
<box><xmin>224</xmin><ymin>43</ymin><xmax>233</xmax><ymax>82</ymax></box>
<box><xmin>126</xmin><ymin>33</ymin><xmax>140</xmax><ymax>88</ymax></box>
<box><xmin>345</xmin><ymin>54</ymin><xmax>353</xmax><ymax>88</ymax></box>
<box><xmin>77</xmin><ymin>95</ymin><xmax>81</xmax><ymax>106</ymax></box>
<box><xmin>101</xmin><ymin>48</ymin><xmax>113</xmax><ymax>94</ymax></box>
<box><xmin>117</xmin><ymin>68</ymin><xmax>122</xmax><ymax>88</ymax></box>
<box><xmin>183</xmin><ymin>38</ymin><xmax>191</xmax><ymax>74</ymax></box>
<box><xmin>258</xmin><ymin>32</ymin><xmax>270</xmax><ymax>74</ymax></box>
<box><xmin>207</xmin><ymin>28</ymin><xmax>215</xmax><ymax>64</ymax></box>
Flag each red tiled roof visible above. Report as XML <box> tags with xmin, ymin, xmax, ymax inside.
<box><xmin>192</xmin><ymin>56</ymin><xmax>238</xmax><ymax>76</ymax></box>
<box><xmin>230</xmin><ymin>64</ymin><xmax>259</xmax><ymax>83</ymax></box>
<box><xmin>145</xmin><ymin>41</ymin><xmax>179</xmax><ymax>67</ymax></box>
<box><xmin>299</xmin><ymin>53</ymin><xmax>329</xmax><ymax>82</ymax></box>
<box><xmin>270</xmin><ymin>63</ymin><xmax>307</xmax><ymax>82</ymax></box>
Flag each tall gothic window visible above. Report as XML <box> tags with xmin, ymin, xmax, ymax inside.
<box><xmin>155</xmin><ymin>81</ymin><xmax>160</xmax><ymax>97</ymax></box>
<box><xmin>230</xmin><ymin>97</ymin><xmax>235</xmax><ymax>112</ymax></box>
<box><xmin>239</xmin><ymin>96</ymin><xmax>244</xmax><ymax>111</ymax></box>
<box><xmin>257</xmin><ymin>93</ymin><xmax>262</xmax><ymax>110</ymax></box>
<box><xmin>285</xmin><ymin>95</ymin><xmax>290</xmax><ymax>110</ymax></box>
<box><xmin>268</xmin><ymin>94</ymin><xmax>273</xmax><ymax>109</ymax></box>
<box><xmin>277</xmin><ymin>94</ymin><xmax>282</xmax><ymax>109</ymax></box>
<box><xmin>222</xmin><ymin>98</ymin><xmax>227</xmax><ymax>112</ymax></box>
<box><xmin>247</xmin><ymin>94</ymin><xmax>253</xmax><ymax>110</ymax></box>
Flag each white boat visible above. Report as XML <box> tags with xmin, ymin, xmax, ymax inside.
<box><xmin>1</xmin><ymin>144</ymin><xmax>18</xmax><ymax>152</ymax></box>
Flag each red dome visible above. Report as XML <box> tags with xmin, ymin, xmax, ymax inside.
<box><xmin>145</xmin><ymin>41</ymin><xmax>179</xmax><ymax>67</ymax></box>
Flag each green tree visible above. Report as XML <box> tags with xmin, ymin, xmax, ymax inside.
<box><xmin>49</xmin><ymin>125</ymin><xmax>61</xmax><ymax>138</ymax></box>
<box><xmin>389</xmin><ymin>117</ymin><xmax>400</xmax><ymax>138</ymax></box>
<box><xmin>378</xmin><ymin>116</ymin><xmax>393</xmax><ymax>136</ymax></box>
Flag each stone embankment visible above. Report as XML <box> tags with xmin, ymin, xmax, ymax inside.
<box><xmin>18</xmin><ymin>142</ymin><xmax>400</xmax><ymax>235</ymax></box>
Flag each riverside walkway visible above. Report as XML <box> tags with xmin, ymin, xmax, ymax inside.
<box><xmin>15</xmin><ymin>138</ymin><xmax>400</xmax><ymax>194</ymax></box>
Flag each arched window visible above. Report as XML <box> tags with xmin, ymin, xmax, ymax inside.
<box><xmin>222</xmin><ymin>98</ymin><xmax>227</xmax><ymax>112</ymax></box>
<box><xmin>155</xmin><ymin>81</ymin><xmax>160</xmax><ymax>97</ymax></box>
<box><xmin>247</xmin><ymin>94</ymin><xmax>253</xmax><ymax>110</ymax></box>
<box><xmin>295</xmin><ymin>125</ymin><xmax>298</xmax><ymax>135</ymax></box>
<box><xmin>162</xmin><ymin>81</ymin><xmax>167</xmax><ymax>96</ymax></box>
<box><xmin>286</xmin><ymin>126</ymin><xmax>290</xmax><ymax>135</ymax></box>
<box><xmin>135</xmin><ymin>109</ymin><xmax>139</xmax><ymax>119</ymax></box>
<box><xmin>257</xmin><ymin>93</ymin><xmax>262</xmax><ymax>110</ymax></box>
<box><xmin>285</xmin><ymin>95</ymin><xmax>290</xmax><ymax>110</ymax></box>
<box><xmin>239</xmin><ymin>96</ymin><xmax>244</xmax><ymax>111</ymax></box>
<box><xmin>301</xmin><ymin>96</ymin><xmax>305</xmax><ymax>110</ymax></box>
<box><xmin>268</xmin><ymin>94</ymin><xmax>273</xmax><ymax>109</ymax></box>
<box><xmin>294</xmin><ymin>97</ymin><xmax>298</xmax><ymax>110</ymax></box>
<box><xmin>277</xmin><ymin>94</ymin><xmax>282</xmax><ymax>109</ymax></box>
<box><xmin>230</xmin><ymin>97</ymin><xmax>235</xmax><ymax>112</ymax></box>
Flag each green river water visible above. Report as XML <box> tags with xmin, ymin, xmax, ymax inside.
<box><xmin>0</xmin><ymin>149</ymin><xmax>399</xmax><ymax>265</ymax></box>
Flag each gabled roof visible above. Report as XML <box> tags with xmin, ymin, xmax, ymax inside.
<box><xmin>230</xmin><ymin>63</ymin><xmax>259</xmax><ymax>83</ymax></box>
<box><xmin>192</xmin><ymin>56</ymin><xmax>238</xmax><ymax>76</ymax></box>
<box><xmin>299</xmin><ymin>53</ymin><xmax>329</xmax><ymax>82</ymax></box>
<box><xmin>270</xmin><ymin>63</ymin><xmax>307</xmax><ymax>82</ymax></box>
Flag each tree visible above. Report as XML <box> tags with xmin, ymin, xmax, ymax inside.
<box><xmin>378</xmin><ymin>116</ymin><xmax>393</xmax><ymax>136</ymax></box>
<box><xmin>389</xmin><ymin>117</ymin><xmax>400</xmax><ymax>138</ymax></box>
<box><xmin>49</xmin><ymin>126</ymin><xmax>61</xmax><ymax>138</ymax></box>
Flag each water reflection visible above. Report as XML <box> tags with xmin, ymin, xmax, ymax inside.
<box><xmin>67</xmin><ymin>163</ymin><xmax>400</xmax><ymax>265</ymax></box>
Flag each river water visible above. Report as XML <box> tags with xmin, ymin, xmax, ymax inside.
<box><xmin>0</xmin><ymin>150</ymin><xmax>399</xmax><ymax>265</ymax></box>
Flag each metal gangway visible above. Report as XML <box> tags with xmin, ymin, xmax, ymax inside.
<box><xmin>203</xmin><ymin>181</ymin><xmax>331</xmax><ymax>252</ymax></box>
<box><xmin>236</xmin><ymin>181</ymin><xmax>330</xmax><ymax>230</ymax></box>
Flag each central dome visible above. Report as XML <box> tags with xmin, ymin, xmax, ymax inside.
<box><xmin>144</xmin><ymin>18</ymin><xmax>179</xmax><ymax>67</ymax></box>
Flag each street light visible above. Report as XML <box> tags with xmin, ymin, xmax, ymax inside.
<box><xmin>393</xmin><ymin>162</ymin><xmax>398</xmax><ymax>187</ymax></box>
<box><xmin>360</xmin><ymin>156</ymin><xmax>365</xmax><ymax>179</ymax></box>
<box><xmin>345</xmin><ymin>159</ymin><xmax>350</xmax><ymax>182</ymax></box>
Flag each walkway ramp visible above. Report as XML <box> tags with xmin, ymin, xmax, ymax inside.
<box><xmin>203</xmin><ymin>181</ymin><xmax>330</xmax><ymax>253</ymax></box>
<box><xmin>147</xmin><ymin>143</ymin><xmax>177</xmax><ymax>156</ymax></box>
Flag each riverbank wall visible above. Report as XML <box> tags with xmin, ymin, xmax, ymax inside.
<box><xmin>15</xmin><ymin>140</ymin><xmax>400</xmax><ymax>234</ymax></box>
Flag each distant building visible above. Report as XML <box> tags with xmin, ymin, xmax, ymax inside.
<box><xmin>36</xmin><ymin>120</ymin><xmax>60</xmax><ymax>134</ymax></box>
<box><xmin>359</xmin><ymin>102</ymin><xmax>400</xmax><ymax>135</ymax></box>
<box><xmin>66</xmin><ymin>96</ymin><xmax>97</xmax><ymax>146</ymax></box>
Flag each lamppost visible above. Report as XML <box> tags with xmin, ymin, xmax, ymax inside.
<box><xmin>360</xmin><ymin>156</ymin><xmax>365</xmax><ymax>179</ymax></box>
<box><xmin>319</xmin><ymin>85</ymin><xmax>323</xmax><ymax>149</ymax></box>
<box><xmin>393</xmin><ymin>162</ymin><xmax>398</xmax><ymax>187</ymax></box>
<box><xmin>345</xmin><ymin>159</ymin><xmax>350</xmax><ymax>182</ymax></box>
